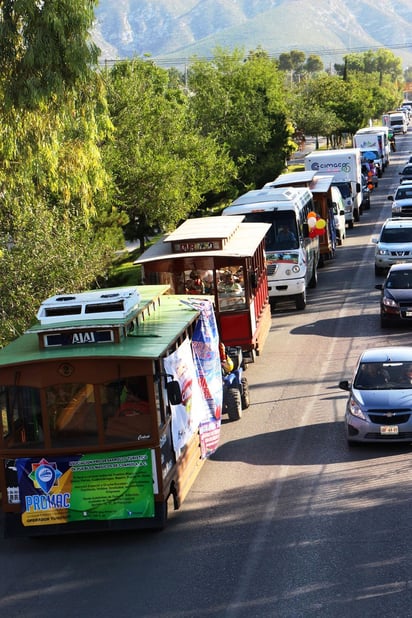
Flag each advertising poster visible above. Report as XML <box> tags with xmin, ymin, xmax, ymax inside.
<box><xmin>163</xmin><ymin>337</ymin><xmax>205</xmax><ymax>454</ymax></box>
<box><xmin>191</xmin><ymin>300</ymin><xmax>222</xmax><ymax>457</ymax></box>
<box><xmin>15</xmin><ymin>449</ymin><xmax>154</xmax><ymax>527</ymax></box>
<box><xmin>192</xmin><ymin>299</ymin><xmax>222</xmax><ymax>421</ymax></box>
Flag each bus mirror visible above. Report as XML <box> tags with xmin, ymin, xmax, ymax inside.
<box><xmin>167</xmin><ymin>380</ymin><xmax>182</xmax><ymax>406</ymax></box>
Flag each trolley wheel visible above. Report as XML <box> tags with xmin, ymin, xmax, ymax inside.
<box><xmin>241</xmin><ymin>377</ymin><xmax>250</xmax><ymax>409</ymax></box>
<box><xmin>225</xmin><ymin>387</ymin><xmax>242</xmax><ymax>421</ymax></box>
<box><xmin>153</xmin><ymin>499</ymin><xmax>168</xmax><ymax>531</ymax></box>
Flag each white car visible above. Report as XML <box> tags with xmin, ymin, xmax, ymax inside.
<box><xmin>388</xmin><ymin>183</ymin><xmax>412</xmax><ymax>217</ymax></box>
<box><xmin>373</xmin><ymin>217</ymin><xmax>412</xmax><ymax>275</ymax></box>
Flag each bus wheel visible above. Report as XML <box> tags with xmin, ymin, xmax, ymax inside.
<box><xmin>241</xmin><ymin>377</ymin><xmax>250</xmax><ymax>409</ymax></box>
<box><xmin>295</xmin><ymin>290</ymin><xmax>306</xmax><ymax>310</ymax></box>
<box><xmin>225</xmin><ymin>387</ymin><xmax>242</xmax><ymax>421</ymax></box>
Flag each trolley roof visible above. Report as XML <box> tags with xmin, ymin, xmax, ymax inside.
<box><xmin>264</xmin><ymin>171</ymin><xmax>334</xmax><ymax>194</ymax></box>
<box><xmin>135</xmin><ymin>216</ymin><xmax>270</xmax><ymax>266</ymax></box>
<box><xmin>0</xmin><ymin>286</ymin><xmax>203</xmax><ymax>367</ymax></box>
<box><xmin>264</xmin><ymin>170</ymin><xmax>316</xmax><ymax>188</ymax></box>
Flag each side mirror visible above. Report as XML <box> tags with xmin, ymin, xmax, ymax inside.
<box><xmin>338</xmin><ymin>380</ymin><xmax>350</xmax><ymax>391</ymax></box>
<box><xmin>166</xmin><ymin>380</ymin><xmax>182</xmax><ymax>406</ymax></box>
<box><xmin>371</xmin><ymin>237</ymin><xmax>378</xmax><ymax>244</ymax></box>
<box><xmin>387</xmin><ymin>196</ymin><xmax>394</xmax><ymax>201</ymax></box>
<box><xmin>375</xmin><ymin>284</ymin><xmax>383</xmax><ymax>290</ymax></box>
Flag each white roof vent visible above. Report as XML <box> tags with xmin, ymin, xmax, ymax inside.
<box><xmin>36</xmin><ymin>287</ymin><xmax>141</xmax><ymax>325</ymax></box>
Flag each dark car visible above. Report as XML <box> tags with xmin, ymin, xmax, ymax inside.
<box><xmin>399</xmin><ymin>164</ymin><xmax>412</xmax><ymax>183</ymax></box>
<box><xmin>375</xmin><ymin>263</ymin><xmax>412</xmax><ymax>327</ymax></box>
<box><xmin>339</xmin><ymin>346</ymin><xmax>412</xmax><ymax>445</ymax></box>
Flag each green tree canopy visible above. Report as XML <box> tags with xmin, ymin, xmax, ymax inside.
<box><xmin>188</xmin><ymin>47</ymin><xmax>292</xmax><ymax>191</ymax></box>
<box><xmin>103</xmin><ymin>58</ymin><xmax>235</xmax><ymax>248</ymax></box>
<box><xmin>0</xmin><ymin>1</ymin><xmax>120</xmax><ymax>343</ymax></box>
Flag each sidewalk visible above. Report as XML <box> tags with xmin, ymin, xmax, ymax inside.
<box><xmin>288</xmin><ymin>136</ymin><xmax>325</xmax><ymax>166</ymax></box>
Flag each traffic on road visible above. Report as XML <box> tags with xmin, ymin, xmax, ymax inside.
<box><xmin>2</xmin><ymin>123</ymin><xmax>412</xmax><ymax>618</ymax></box>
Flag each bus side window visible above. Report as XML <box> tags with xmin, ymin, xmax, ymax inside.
<box><xmin>47</xmin><ymin>383</ymin><xmax>98</xmax><ymax>446</ymax></box>
<box><xmin>102</xmin><ymin>377</ymin><xmax>151</xmax><ymax>442</ymax></box>
<box><xmin>0</xmin><ymin>386</ymin><xmax>43</xmax><ymax>446</ymax></box>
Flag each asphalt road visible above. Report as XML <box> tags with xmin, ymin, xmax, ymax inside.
<box><xmin>2</xmin><ymin>132</ymin><xmax>412</xmax><ymax>618</ymax></box>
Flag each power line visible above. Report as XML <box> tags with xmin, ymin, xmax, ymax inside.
<box><xmin>99</xmin><ymin>42</ymin><xmax>412</xmax><ymax>68</ymax></box>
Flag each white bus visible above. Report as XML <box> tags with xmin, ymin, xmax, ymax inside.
<box><xmin>222</xmin><ymin>187</ymin><xmax>320</xmax><ymax>310</ymax></box>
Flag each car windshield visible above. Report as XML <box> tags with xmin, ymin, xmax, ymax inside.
<box><xmin>395</xmin><ymin>188</ymin><xmax>412</xmax><ymax>200</ymax></box>
<box><xmin>386</xmin><ymin>271</ymin><xmax>412</xmax><ymax>289</ymax></box>
<box><xmin>354</xmin><ymin>362</ymin><xmax>412</xmax><ymax>389</ymax></box>
<box><xmin>333</xmin><ymin>183</ymin><xmax>350</xmax><ymax>199</ymax></box>
<box><xmin>380</xmin><ymin>228</ymin><xmax>412</xmax><ymax>243</ymax></box>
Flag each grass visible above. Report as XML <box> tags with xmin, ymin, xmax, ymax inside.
<box><xmin>106</xmin><ymin>247</ymin><xmax>143</xmax><ymax>287</ymax></box>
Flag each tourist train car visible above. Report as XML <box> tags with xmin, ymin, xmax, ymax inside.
<box><xmin>0</xmin><ymin>285</ymin><xmax>223</xmax><ymax>537</ymax></box>
<box><xmin>136</xmin><ymin>216</ymin><xmax>271</xmax><ymax>362</ymax></box>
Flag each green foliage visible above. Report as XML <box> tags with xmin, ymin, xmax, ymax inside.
<box><xmin>0</xmin><ymin>0</ymin><xmax>100</xmax><ymax>108</ymax></box>
<box><xmin>188</xmin><ymin>47</ymin><xmax>292</xmax><ymax>191</ymax></box>
<box><xmin>0</xmin><ymin>201</ymin><xmax>116</xmax><ymax>346</ymax></box>
<box><xmin>0</xmin><ymin>1</ymin><xmax>122</xmax><ymax>343</ymax></box>
<box><xmin>289</xmin><ymin>56</ymin><xmax>401</xmax><ymax>142</ymax></box>
<box><xmin>0</xmin><ymin>22</ymin><xmax>407</xmax><ymax>348</ymax></box>
<box><xmin>103</xmin><ymin>58</ymin><xmax>235</xmax><ymax>247</ymax></box>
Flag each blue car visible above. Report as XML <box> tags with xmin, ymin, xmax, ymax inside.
<box><xmin>339</xmin><ymin>346</ymin><xmax>412</xmax><ymax>445</ymax></box>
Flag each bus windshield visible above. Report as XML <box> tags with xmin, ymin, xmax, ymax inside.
<box><xmin>242</xmin><ymin>212</ymin><xmax>299</xmax><ymax>251</ymax></box>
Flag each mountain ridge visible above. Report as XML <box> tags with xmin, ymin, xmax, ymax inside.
<box><xmin>92</xmin><ymin>0</ymin><xmax>412</xmax><ymax>68</ymax></box>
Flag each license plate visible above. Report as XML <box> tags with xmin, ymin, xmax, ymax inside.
<box><xmin>380</xmin><ymin>425</ymin><xmax>399</xmax><ymax>435</ymax></box>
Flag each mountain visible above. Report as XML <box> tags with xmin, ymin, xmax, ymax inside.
<box><xmin>92</xmin><ymin>0</ymin><xmax>412</xmax><ymax>69</ymax></box>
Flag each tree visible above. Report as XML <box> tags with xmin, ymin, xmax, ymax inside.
<box><xmin>0</xmin><ymin>1</ymin><xmax>120</xmax><ymax>343</ymax></box>
<box><xmin>336</xmin><ymin>49</ymin><xmax>403</xmax><ymax>89</ymax></box>
<box><xmin>188</xmin><ymin>47</ymin><xmax>292</xmax><ymax>191</ymax></box>
<box><xmin>103</xmin><ymin>59</ymin><xmax>235</xmax><ymax>248</ymax></box>
<box><xmin>0</xmin><ymin>0</ymin><xmax>100</xmax><ymax>108</ymax></box>
<box><xmin>289</xmin><ymin>73</ymin><xmax>374</xmax><ymax>144</ymax></box>
<box><xmin>278</xmin><ymin>50</ymin><xmax>307</xmax><ymax>82</ymax></box>
<box><xmin>304</xmin><ymin>55</ymin><xmax>324</xmax><ymax>74</ymax></box>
